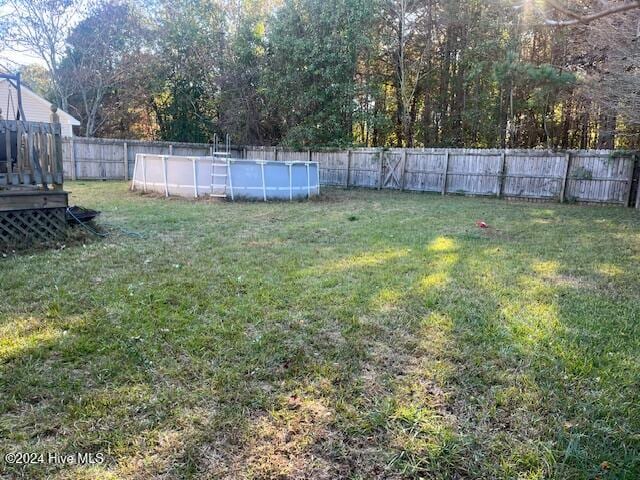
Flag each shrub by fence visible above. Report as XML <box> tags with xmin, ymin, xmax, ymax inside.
<box><xmin>61</xmin><ymin>138</ymin><xmax>640</xmax><ymax>207</ymax></box>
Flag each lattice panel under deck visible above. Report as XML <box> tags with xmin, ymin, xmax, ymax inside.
<box><xmin>0</xmin><ymin>208</ymin><xmax>67</xmax><ymax>246</ymax></box>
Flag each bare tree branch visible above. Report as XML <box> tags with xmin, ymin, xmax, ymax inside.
<box><xmin>544</xmin><ymin>0</ymin><xmax>640</xmax><ymax>26</ymax></box>
<box><xmin>2</xmin><ymin>0</ymin><xmax>88</xmax><ymax>110</ymax></box>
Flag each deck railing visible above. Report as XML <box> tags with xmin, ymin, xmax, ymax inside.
<box><xmin>0</xmin><ymin>111</ymin><xmax>64</xmax><ymax>190</ymax></box>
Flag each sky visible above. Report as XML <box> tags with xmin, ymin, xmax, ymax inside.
<box><xmin>1</xmin><ymin>49</ymin><xmax>44</xmax><ymax>67</ymax></box>
<box><xmin>0</xmin><ymin>3</ymin><xmax>42</xmax><ymax>69</ymax></box>
<box><xmin>0</xmin><ymin>2</ymin><xmax>73</xmax><ymax>70</ymax></box>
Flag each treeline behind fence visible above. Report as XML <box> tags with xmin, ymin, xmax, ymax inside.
<box><xmin>61</xmin><ymin>137</ymin><xmax>640</xmax><ymax>208</ymax></box>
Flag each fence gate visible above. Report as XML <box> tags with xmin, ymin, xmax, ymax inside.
<box><xmin>381</xmin><ymin>151</ymin><xmax>404</xmax><ymax>189</ymax></box>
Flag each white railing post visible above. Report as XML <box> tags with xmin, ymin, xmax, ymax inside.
<box><xmin>130</xmin><ymin>153</ymin><xmax>138</xmax><ymax>191</ymax></box>
<box><xmin>260</xmin><ymin>161</ymin><xmax>267</xmax><ymax>201</ymax></box>
<box><xmin>162</xmin><ymin>155</ymin><xmax>168</xmax><ymax>197</ymax></box>
<box><xmin>142</xmin><ymin>154</ymin><xmax>147</xmax><ymax>192</ymax></box>
<box><xmin>228</xmin><ymin>159</ymin><xmax>234</xmax><ymax>201</ymax></box>
<box><xmin>192</xmin><ymin>157</ymin><xmax>198</xmax><ymax>198</ymax></box>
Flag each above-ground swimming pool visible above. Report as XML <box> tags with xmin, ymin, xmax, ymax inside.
<box><xmin>130</xmin><ymin>154</ymin><xmax>320</xmax><ymax>200</ymax></box>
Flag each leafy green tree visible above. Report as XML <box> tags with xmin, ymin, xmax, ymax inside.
<box><xmin>218</xmin><ymin>0</ymin><xmax>274</xmax><ymax>145</ymax></box>
<box><xmin>8</xmin><ymin>0</ymin><xmax>636</xmax><ymax>147</ymax></box>
<box><xmin>148</xmin><ymin>0</ymin><xmax>226</xmax><ymax>142</ymax></box>
<box><xmin>263</xmin><ymin>0</ymin><xmax>378</xmax><ymax>147</ymax></box>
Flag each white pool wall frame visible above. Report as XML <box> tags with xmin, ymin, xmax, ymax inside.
<box><xmin>130</xmin><ymin>154</ymin><xmax>320</xmax><ymax>200</ymax></box>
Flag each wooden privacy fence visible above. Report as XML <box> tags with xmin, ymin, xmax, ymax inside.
<box><xmin>62</xmin><ymin>137</ymin><xmax>244</xmax><ymax>181</ymax></box>
<box><xmin>61</xmin><ymin>138</ymin><xmax>640</xmax><ymax>207</ymax></box>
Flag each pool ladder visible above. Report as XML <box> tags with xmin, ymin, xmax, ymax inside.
<box><xmin>210</xmin><ymin>134</ymin><xmax>231</xmax><ymax>198</ymax></box>
<box><xmin>210</xmin><ymin>158</ymin><xmax>229</xmax><ymax>197</ymax></box>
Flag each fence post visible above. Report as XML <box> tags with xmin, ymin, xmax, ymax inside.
<box><xmin>243</xmin><ymin>147</ymin><xmax>247</xmax><ymax>159</ymax></box>
<box><xmin>623</xmin><ymin>155</ymin><xmax>635</xmax><ymax>207</ymax></box>
<box><xmin>497</xmin><ymin>152</ymin><xmax>506</xmax><ymax>198</ymax></box>
<box><xmin>308</xmin><ymin>149</ymin><xmax>312</xmax><ymax>162</ymax></box>
<box><xmin>635</xmin><ymin>155</ymin><xmax>640</xmax><ymax>209</ymax></box>
<box><xmin>560</xmin><ymin>152</ymin><xmax>571</xmax><ymax>203</ymax></box>
<box><xmin>400</xmin><ymin>149</ymin><xmax>407</xmax><ymax>191</ymax></box>
<box><xmin>123</xmin><ymin>142</ymin><xmax>129</xmax><ymax>181</ymax></box>
<box><xmin>378</xmin><ymin>149</ymin><xmax>384</xmax><ymax>189</ymax></box>
<box><xmin>636</xmin><ymin>165</ymin><xmax>640</xmax><ymax>209</ymax></box>
<box><xmin>169</xmin><ymin>144</ymin><xmax>173</xmax><ymax>155</ymax></box>
<box><xmin>70</xmin><ymin>137</ymin><xmax>77</xmax><ymax>181</ymax></box>
<box><xmin>274</xmin><ymin>147</ymin><xmax>278</xmax><ymax>161</ymax></box>
<box><xmin>441</xmin><ymin>150</ymin><xmax>450</xmax><ymax>195</ymax></box>
<box><xmin>346</xmin><ymin>149</ymin><xmax>351</xmax><ymax>187</ymax></box>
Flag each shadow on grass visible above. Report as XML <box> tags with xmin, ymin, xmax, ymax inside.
<box><xmin>1</xmin><ymin>187</ymin><xmax>639</xmax><ymax>479</ymax></box>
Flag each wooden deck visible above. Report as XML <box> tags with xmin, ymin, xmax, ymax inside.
<box><xmin>0</xmin><ymin>115</ymin><xmax>68</xmax><ymax>247</ymax></box>
<box><xmin>0</xmin><ymin>190</ymin><xmax>68</xmax><ymax>211</ymax></box>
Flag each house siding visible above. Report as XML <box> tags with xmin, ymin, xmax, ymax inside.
<box><xmin>0</xmin><ymin>81</ymin><xmax>77</xmax><ymax>137</ymax></box>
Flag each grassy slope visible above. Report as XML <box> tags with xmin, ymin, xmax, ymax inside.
<box><xmin>1</xmin><ymin>182</ymin><xmax>639</xmax><ymax>479</ymax></box>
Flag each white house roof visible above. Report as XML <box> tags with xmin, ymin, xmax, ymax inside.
<box><xmin>0</xmin><ymin>78</ymin><xmax>81</xmax><ymax>126</ymax></box>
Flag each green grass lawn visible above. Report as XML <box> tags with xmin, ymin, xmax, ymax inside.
<box><xmin>1</xmin><ymin>182</ymin><xmax>639</xmax><ymax>479</ymax></box>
